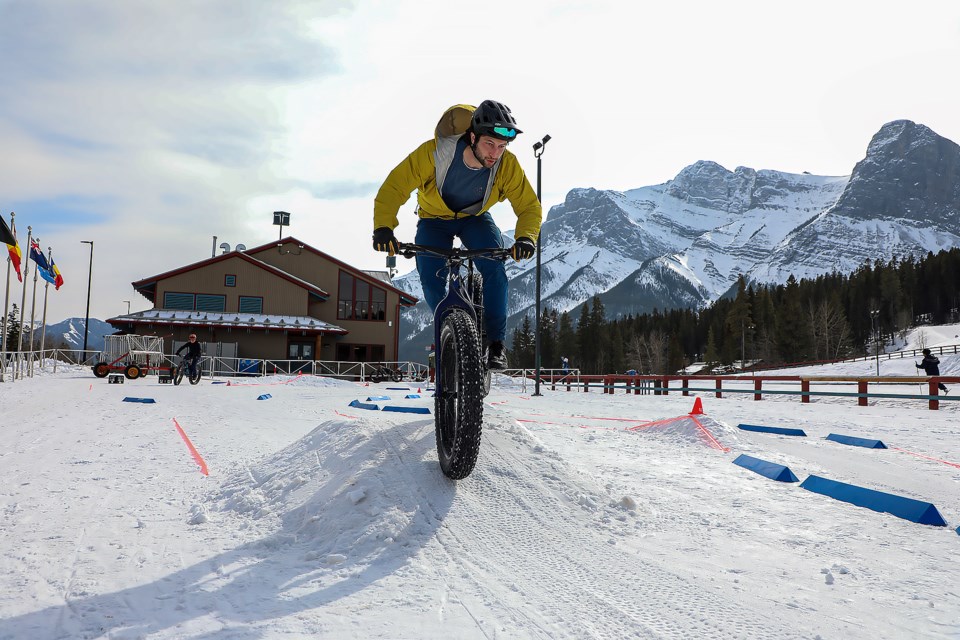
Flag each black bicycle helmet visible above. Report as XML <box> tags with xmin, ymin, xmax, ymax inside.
<box><xmin>471</xmin><ymin>100</ymin><xmax>522</xmax><ymax>140</ymax></box>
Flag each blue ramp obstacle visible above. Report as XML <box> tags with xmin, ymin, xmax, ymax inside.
<box><xmin>826</xmin><ymin>433</ymin><xmax>887</xmax><ymax>449</ymax></box>
<box><xmin>405</xmin><ymin>394</ymin><xmax>421</xmax><ymax>399</ymax></box>
<box><xmin>737</xmin><ymin>423</ymin><xmax>807</xmax><ymax>437</ymax></box>
<box><xmin>386</xmin><ymin>387</ymin><xmax>410</xmax><ymax>390</ymax></box>
<box><xmin>122</xmin><ymin>397</ymin><xmax>156</xmax><ymax>404</ymax></box>
<box><xmin>257</xmin><ymin>394</ymin><xmax>272</xmax><ymax>400</ymax></box>
<box><xmin>349</xmin><ymin>399</ymin><xmax>380</xmax><ymax>411</ymax></box>
<box><xmin>732</xmin><ymin>454</ymin><xmax>799</xmax><ymax>482</ymax></box>
<box><xmin>800</xmin><ymin>475</ymin><xmax>947</xmax><ymax>526</ymax></box>
<box><xmin>366</xmin><ymin>396</ymin><xmax>391</xmax><ymax>401</ymax></box>
<box><xmin>382</xmin><ymin>405</ymin><xmax>431</xmax><ymax>414</ymax></box>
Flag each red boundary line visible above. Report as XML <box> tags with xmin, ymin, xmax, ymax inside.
<box><xmin>172</xmin><ymin>418</ymin><xmax>209</xmax><ymax>476</ymax></box>
<box><xmin>890</xmin><ymin>446</ymin><xmax>960</xmax><ymax>469</ymax></box>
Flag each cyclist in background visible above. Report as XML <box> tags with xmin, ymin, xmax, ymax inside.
<box><xmin>176</xmin><ymin>334</ymin><xmax>202</xmax><ymax>379</ymax></box>
<box><xmin>372</xmin><ymin>100</ymin><xmax>542</xmax><ymax>370</ymax></box>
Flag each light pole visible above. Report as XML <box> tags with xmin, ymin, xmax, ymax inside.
<box><xmin>532</xmin><ymin>134</ymin><xmax>551</xmax><ymax>397</ymax></box>
<box><xmin>123</xmin><ymin>300</ymin><xmax>131</xmax><ymax>315</ymax></box>
<box><xmin>869</xmin><ymin>309</ymin><xmax>880</xmax><ymax>376</ymax></box>
<box><xmin>81</xmin><ymin>240</ymin><xmax>94</xmax><ymax>355</ymax></box>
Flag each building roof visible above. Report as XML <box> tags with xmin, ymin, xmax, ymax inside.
<box><xmin>131</xmin><ymin>237</ymin><xmax>419</xmax><ymax>306</ymax></box>
<box><xmin>246</xmin><ymin>237</ymin><xmax>418</xmax><ymax>306</ymax></box>
<box><xmin>107</xmin><ymin>310</ymin><xmax>348</xmax><ymax>334</ymax></box>
<box><xmin>131</xmin><ymin>250</ymin><xmax>330</xmax><ymax>303</ymax></box>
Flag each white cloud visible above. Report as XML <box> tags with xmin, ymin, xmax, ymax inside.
<box><xmin>2</xmin><ymin>0</ymin><xmax>959</xmax><ymax>325</ymax></box>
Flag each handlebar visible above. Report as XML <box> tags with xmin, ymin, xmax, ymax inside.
<box><xmin>396</xmin><ymin>242</ymin><xmax>512</xmax><ymax>261</ymax></box>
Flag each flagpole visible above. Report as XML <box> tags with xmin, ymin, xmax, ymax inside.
<box><xmin>39</xmin><ymin>246</ymin><xmax>52</xmax><ymax>360</ymax></box>
<box><xmin>2</xmin><ymin>211</ymin><xmax>17</xmax><ymax>383</ymax></box>
<box><xmin>16</xmin><ymin>226</ymin><xmax>31</xmax><ymax>378</ymax></box>
<box><xmin>1</xmin><ymin>225</ymin><xmax>9</xmax><ymax>382</ymax></box>
<box><xmin>27</xmin><ymin>237</ymin><xmax>40</xmax><ymax>377</ymax></box>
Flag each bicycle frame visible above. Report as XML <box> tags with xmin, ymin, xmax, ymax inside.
<box><xmin>397</xmin><ymin>243</ymin><xmax>510</xmax><ymax>395</ymax></box>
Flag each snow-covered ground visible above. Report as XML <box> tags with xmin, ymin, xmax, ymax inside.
<box><xmin>1</xmin><ymin>353</ymin><xmax>959</xmax><ymax>639</ymax></box>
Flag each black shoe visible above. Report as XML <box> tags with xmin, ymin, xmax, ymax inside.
<box><xmin>487</xmin><ymin>341</ymin><xmax>507</xmax><ymax>370</ymax></box>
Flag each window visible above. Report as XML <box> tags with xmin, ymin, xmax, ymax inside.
<box><xmin>162</xmin><ymin>292</ymin><xmax>225</xmax><ymax>312</ymax></box>
<box><xmin>196</xmin><ymin>294</ymin><xmax>226</xmax><ymax>312</ymax></box>
<box><xmin>356</xmin><ymin>280</ymin><xmax>369</xmax><ymax>320</ymax></box>
<box><xmin>224</xmin><ymin>274</ymin><xmax>236</xmax><ymax>287</ymax></box>
<box><xmin>239</xmin><ymin>296</ymin><xmax>263</xmax><ymax>314</ymax></box>
<box><xmin>337</xmin><ymin>271</ymin><xmax>386</xmax><ymax>321</ymax></box>
<box><xmin>336</xmin><ymin>343</ymin><xmax>385</xmax><ymax>362</ymax></box>
<box><xmin>164</xmin><ymin>292</ymin><xmax>195</xmax><ymax>310</ymax></box>
<box><xmin>371</xmin><ymin>288</ymin><xmax>386</xmax><ymax>320</ymax></box>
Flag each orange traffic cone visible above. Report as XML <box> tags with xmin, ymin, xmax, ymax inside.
<box><xmin>690</xmin><ymin>397</ymin><xmax>704</xmax><ymax>415</ymax></box>
<box><xmin>417</xmin><ymin>388</ymin><xmax>422</xmax><ymax>394</ymax></box>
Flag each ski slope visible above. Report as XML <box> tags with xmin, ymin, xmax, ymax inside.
<box><xmin>0</xmin><ymin>360</ymin><xmax>958</xmax><ymax>639</ymax></box>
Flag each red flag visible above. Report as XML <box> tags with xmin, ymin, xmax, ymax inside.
<box><xmin>4</xmin><ymin>218</ymin><xmax>22</xmax><ymax>282</ymax></box>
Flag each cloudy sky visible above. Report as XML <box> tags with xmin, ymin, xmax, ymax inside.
<box><xmin>3</xmin><ymin>0</ymin><xmax>960</xmax><ymax>326</ymax></box>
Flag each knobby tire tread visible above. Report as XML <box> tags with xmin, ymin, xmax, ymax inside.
<box><xmin>436</xmin><ymin>310</ymin><xmax>484</xmax><ymax>479</ymax></box>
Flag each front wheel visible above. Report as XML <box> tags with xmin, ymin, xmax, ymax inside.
<box><xmin>189</xmin><ymin>366</ymin><xmax>201</xmax><ymax>385</ymax></box>
<box><xmin>173</xmin><ymin>364</ymin><xmax>184</xmax><ymax>385</ymax></box>
<box><xmin>124</xmin><ymin>364</ymin><xmax>141</xmax><ymax>379</ymax></box>
<box><xmin>435</xmin><ymin>310</ymin><xmax>484</xmax><ymax>479</ymax></box>
<box><xmin>92</xmin><ymin>363</ymin><xmax>110</xmax><ymax>378</ymax></box>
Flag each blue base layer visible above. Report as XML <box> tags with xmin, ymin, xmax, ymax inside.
<box><xmin>732</xmin><ymin>454</ymin><xmax>799</xmax><ymax>482</ymax></box>
<box><xmin>381</xmin><ymin>405</ymin><xmax>431</xmax><ymax>414</ymax></box>
<box><xmin>826</xmin><ymin>433</ymin><xmax>887</xmax><ymax>449</ymax></box>
<box><xmin>737</xmin><ymin>424</ymin><xmax>807</xmax><ymax>437</ymax></box>
<box><xmin>800</xmin><ymin>474</ymin><xmax>947</xmax><ymax>526</ymax></box>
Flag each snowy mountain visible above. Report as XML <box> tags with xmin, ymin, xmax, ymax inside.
<box><xmin>40</xmin><ymin>317</ymin><xmax>113</xmax><ymax>352</ymax></box>
<box><xmin>394</xmin><ymin>120</ymin><xmax>960</xmax><ymax>359</ymax></box>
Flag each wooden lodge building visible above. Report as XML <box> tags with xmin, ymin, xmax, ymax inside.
<box><xmin>107</xmin><ymin>237</ymin><xmax>418</xmax><ymax>364</ymax></box>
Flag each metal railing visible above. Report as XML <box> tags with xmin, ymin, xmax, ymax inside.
<box><xmin>1</xmin><ymin>349</ymin><xmax>431</xmax><ymax>385</ymax></box>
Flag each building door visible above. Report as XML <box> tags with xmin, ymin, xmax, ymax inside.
<box><xmin>288</xmin><ymin>341</ymin><xmax>316</xmax><ymax>373</ymax></box>
<box><xmin>288</xmin><ymin>341</ymin><xmax>315</xmax><ymax>360</ymax></box>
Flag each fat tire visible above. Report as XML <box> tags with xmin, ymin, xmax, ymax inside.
<box><xmin>390</xmin><ymin>369</ymin><xmax>403</xmax><ymax>383</ymax></box>
<box><xmin>92</xmin><ymin>363</ymin><xmax>110</xmax><ymax>378</ymax></box>
<box><xmin>173</xmin><ymin>364</ymin><xmax>184</xmax><ymax>386</ymax></box>
<box><xmin>189</xmin><ymin>368</ymin><xmax>201</xmax><ymax>385</ymax></box>
<box><xmin>124</xmin><ymin>364</ymin><xmax>141</xmax><ymax>379</ymax></box>
<box><xmin>435</xmin><ymin>310</ymin><xmax>484</xmax><ymax>479</ymax></box>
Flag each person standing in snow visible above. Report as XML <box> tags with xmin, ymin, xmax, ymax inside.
<box><xmin>916</xmin><ymin>348</ymin><xmax>948</xmax><ymax>394</ymax></box>
<box><xmin>372</xmin><ymin>100</ymin><xmax>542</xmax><ymax>370</ymax></box>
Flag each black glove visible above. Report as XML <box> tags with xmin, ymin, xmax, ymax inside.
<box><xmin>511</xmin><ymin>237</ymin><xmax>536</xmax><ymax>261</ymax></box>
<box><xmin>372</xmin><ymin>227</ymin><xmax>399</xmax><ymax>255</ymax></box>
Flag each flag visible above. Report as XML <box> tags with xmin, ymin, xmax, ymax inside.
<box><xmin>49</xmin><ymin>258</ymin><xmax>64</xmax><ymax>290</ymax></box>
<box><xmin>4</xmin><ymin>217</ymin><xmax>22</xmax><ymax>282</ymax></box>
<box><xmin>0</xmin><ymin>216</ymin><xmax>14</xmax><ymax>246</ymax></box>
<box><xmin>30</xmin><ymin>239</ymin><xmax>58</xmax><ymax>286</ymax></box>
<box><xmin>29</xmin><ymin>239</ymin><xmax>50</xmax><ymax>271</ymax></box>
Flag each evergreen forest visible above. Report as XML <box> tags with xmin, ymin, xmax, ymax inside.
<box><xmin>509</xmin><ymin>248</ymin><xmax>960</xmax><ymax>375</ymax></box>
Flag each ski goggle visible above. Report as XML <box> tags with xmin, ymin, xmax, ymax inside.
<box><xmin>492</xmin><ymin>126</ymin><xmax>517</xmax><ymax>139</ymax></box>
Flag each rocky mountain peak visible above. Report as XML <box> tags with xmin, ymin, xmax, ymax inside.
<box><xmin>665</xmin><ymin>160</ymin><xmax>757</xmax><ymax>214</ymax></box>
<box><xmin>833</xmin><ymin>119</ymin><xmax>960</xmax><ymax>224</ymax></box>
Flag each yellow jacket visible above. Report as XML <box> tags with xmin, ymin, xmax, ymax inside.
<box><xmin>374</xmin><ymin>104</ymin><xmax>543</xmax><ymax>241</ymax></box>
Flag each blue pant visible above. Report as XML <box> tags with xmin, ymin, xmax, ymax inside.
<box><xmin>415</xmin><ymin>213</ymin><xmax>507</xmax><ymax>343</ymax></box>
